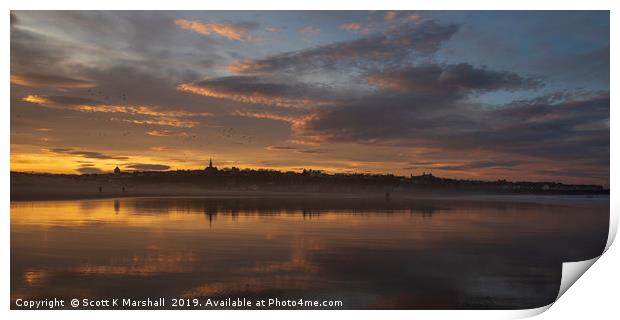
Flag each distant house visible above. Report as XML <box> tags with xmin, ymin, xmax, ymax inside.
<box><xmin>205</xmin><ymin>158</ymin><xmax>218</xmax><ymax>173</ymax></box>
<box><xmin>114</xmin><ymin>166</ymin><xmax>121</xmax><ymax>175</ymax></box>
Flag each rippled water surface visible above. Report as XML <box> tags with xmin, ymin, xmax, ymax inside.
<box><xmin>11</xmin><ymin>196</ymin><xmax>609</xmax><ymax>309</ymax></box>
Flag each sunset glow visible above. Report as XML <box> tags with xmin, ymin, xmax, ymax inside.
<box><xmin>10</xmin><ymin>11</ymin><xmax>609</xmax><ymax>185</ymax></box>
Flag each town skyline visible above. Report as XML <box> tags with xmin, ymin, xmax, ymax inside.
<box><xmin>10</xmin><ymin>160</ymin><xmax>608</xmax><ymax>190</ymax></box>
<box><xmin>10</xmin><ymin>11</ymin><xmax>610</xmax><ymax>186</ymax></box>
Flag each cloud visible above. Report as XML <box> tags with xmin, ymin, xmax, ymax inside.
<box><xmin>299</xmin><ymin>90</ymin><xmax>609</xmax><ymax>168</ymax></box>
<box><xmin>49</xmin><ymin>148</ymin><xmax>129</xmax><ymax>160</ymax></box>
<box><xmin>287</xmin><ymin>139</ymin><xmax>321</xmax><ymax>146</ymax></box>
<box><xmin>298</xmin><ymin>26</ymin><xmax>320</xmax><ymax>34</ymax></box>
<box><xmin>21</xmin><ymin>94</ymin><xmax>212</xmax><ymax>128</ymax></box>
<box><xmin>174</xmin><ymin>19</ymin><xmax>258</xmax><ymax>42</ymax></box>
<box><xmin>22</xmin><ymin>95</ymin><xmax>99</xmax><ymax>106</ymax></box>
<box><xmin>22</xmin><ymin>95</ymin><xmax>52</xmax><ymax>105</ymax></box>
<box><xmin>340</xmin><ymin>22</ymin><xmax>368</xmax><ymax>34</ymax></box>
<box><xmin>265</xmin><ymin>145</ymin><xmax>300</xmax><ymax>151</ymax></box>
<box><xmin>77</xmin><ymin>167</ymin><xmax>104</xmax><ymax>174</ymax></box>
<box><xmin>434</xmin><ymin>160</ymin><xmax>524</xmax><ymax>171</ymax></box>
<box><xmin>295</xmin><ymin>148</ymin><xmax>333</xmax><ymax>154</ymax></box>
<box><xmin>285</xmin><ymin>62</ymin><xmax>542</xmax><ymax>147</ymax></box>
<box><xmin>367</xmin><ymin>63</ymin><xmax>540</xmax><ymax>95</ymax></box>
<box><xmin>11</xmin><ymin>26</ymin><xmax>73</xmax><ymax>72</ymax></box>
<box><xmin>9</xmin><ymin>11</ymin><xmax>609</xmax><ymax>185</ymax></box>
<box><xmin>228</xmin><ymin>20</ymin><xmax>459</xmax><ymax>74</ymax></box>
<box><xmin>146</xmin><ymin>130</ymin><xmax>189</xmax><ymax>137</ymax></box>
<box><xmin>177</xmin><ymin>76</ymin><xmax>334</xmax><ymax>108</ymax></box>
<box><xmin>383</xmin><ymin>11</ymin><xmax>423</xmax><ymax>24</ymax></box>
<box><xmin>266</xmin><ymin>26</ymin><xmax>285</xmax><ymax>33</ymax></box>
<box><xmin>406</xmin><ymin>15</ymin><xmax>423</xmax><ymax>23</ymax></box>
<box><xmin>384</xmin><ymin>11</ymin><xmax>398</xmax><ymax>21</ymax></box>
<box><xmin>264</xmin><ymin>145</ymin><xmax>332</xmax><ymax>154</ymax></box>
<box><xmin>126</xmin><ymin>163</ymin><xmax>171</xmax><ymax>171</ymax></box>
<box><xmin>78</xmin><ymin>105</ymin><xmax>212</xmax><ymax>118</ymax></box>
<box><xmin>233</xmin><ymin>110</ymin><xmax>316</xmax><ymax>131</ymax></box>
<box><xmin>114</xmin><ymin>118</ymin><xmax>199</xmax><ymax>128</ymax></box>
<box><xmin>11</xmin><ymin>72</ymin><xmax>94</xmax><ymax>88</ymax></box>
<box><xmin>10</xmin><ymin>11</ymin><xmax>18</xmax><ymax>25</ymax></box>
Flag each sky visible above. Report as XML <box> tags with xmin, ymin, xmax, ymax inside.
<box><xmin>10</xmin><ymin>11</ymin><xmax>610</xmax><ymax>186</ymax></box>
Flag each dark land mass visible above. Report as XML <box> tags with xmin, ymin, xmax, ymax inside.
<box><xmin>10</xmin><ymin>167</ymin><xmax>608</xmax><ymax>201</ymax></box>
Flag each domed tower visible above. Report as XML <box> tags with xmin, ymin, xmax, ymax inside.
<box><xmin>114</xmin><ymin>166</ymin><xmax>121</xmax><ymax>175</ymax></box>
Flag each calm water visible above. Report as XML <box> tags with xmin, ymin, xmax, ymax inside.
<box><xmin>11</xmin><ymin>196</ymin><xmax>609</xmax><ymax>309</ymax></box>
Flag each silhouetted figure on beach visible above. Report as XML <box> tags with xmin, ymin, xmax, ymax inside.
<box><xmin>98</xmin><ymin>186</ymin><xmax>102</xmax><ymax>193</ymax></box>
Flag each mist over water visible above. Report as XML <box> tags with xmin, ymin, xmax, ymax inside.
<box><xmin>11</xmin><ymin>196</ymin><xmax>608</xmax><ymax>309</ymax></box>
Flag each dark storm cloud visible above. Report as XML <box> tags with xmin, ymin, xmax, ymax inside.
<box><xmin>229</xmin><ymin>20</ymin><xmax>460</xmax><ymax>74</ymax></box>
<box><xmin>49</xmin><ymin>148</ymin><xmax>129</xmax><ymax>160</ymax></box>
<box><xmin>126</xmin><ymin>163</ymin><xmax>171</xmax><ymax>171</ymax></box>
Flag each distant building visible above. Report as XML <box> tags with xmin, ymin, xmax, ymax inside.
<box><xmin>302</xmin><ymin>169</ymin><xmax>323</xmax><ymax>177</ymax></box>
<box><xmin>205</xmin><ymin>158</ymin><xmax>218</xmax><ymax>173</ymax></box>
<box><xmin>114</xmin><ymin>166</ymin><xmax>121</xmax><ymax>175</ymax></box>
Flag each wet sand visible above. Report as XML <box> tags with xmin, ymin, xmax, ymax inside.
<box><xmin>11</xmin><ymin>173</ymin><xmax>609</xmax><ymax>208</ymax></box>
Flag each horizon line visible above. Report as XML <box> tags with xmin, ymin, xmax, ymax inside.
<box><xmin>10</xmin><ymin>168</ymin><xmax>607</xmax><ymax>188</ymax></box>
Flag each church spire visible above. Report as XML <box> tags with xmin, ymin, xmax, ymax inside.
<box><xmin>205</xmin><ymin>158</ymin><xmax>218</xmax><ymax>173</ymax></box>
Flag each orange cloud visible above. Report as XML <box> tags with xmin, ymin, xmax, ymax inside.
<box><xmin>146</xmin><ymin>130</ymin><xmax>189</xmax><ymax>137</ymax></box>
<box><xmin>22</xmin><ymin>95</ymin><xmax>51</xmax><ymax>105</ymax></box>
<box><xmin>287</xmin><ymin>139</ymin><xmax>321</xmax><ymax>147</ymax></box>
<box><xmin>227</xmin><ymin>60</ymin><xmax>272</xmax><ymax>74</ymax></box>
<box><xmin>114</xmin><ymin>118</ymin><xmax>199</xmax><ymax>128</ymax></box>
<box><xmin>234</xmin><ymin>111</ymin><xmax>314</xmax><ymax>129</ymax></box>
<box><xmin>77</xmin><ymin>104</ymin><xmax>212</xmax><ymax>118</ymax></box>
<box><xmin>177</xmin><ymin>83</ymin><xmax>330</xmax><ymax>108</ymax></box>
<box><xmin>11</xmin><ymin>72</ymin><xmax>94</xmax><ymax>88</ymax></box>
<box><xmin>174</xmin><ymin>19</ymin><xmax>254</xmax><ymax>41</ymax></box>
<box><xmin>23</xmin><ymin>94</ymin><xmax>212</xmax><ymax>128</ymax></box>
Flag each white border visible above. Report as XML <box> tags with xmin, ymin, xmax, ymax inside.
<box><xmin>2</xmin><ymin>1</ymin><xmax>616</xmax><ymax>320</ymax></box>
